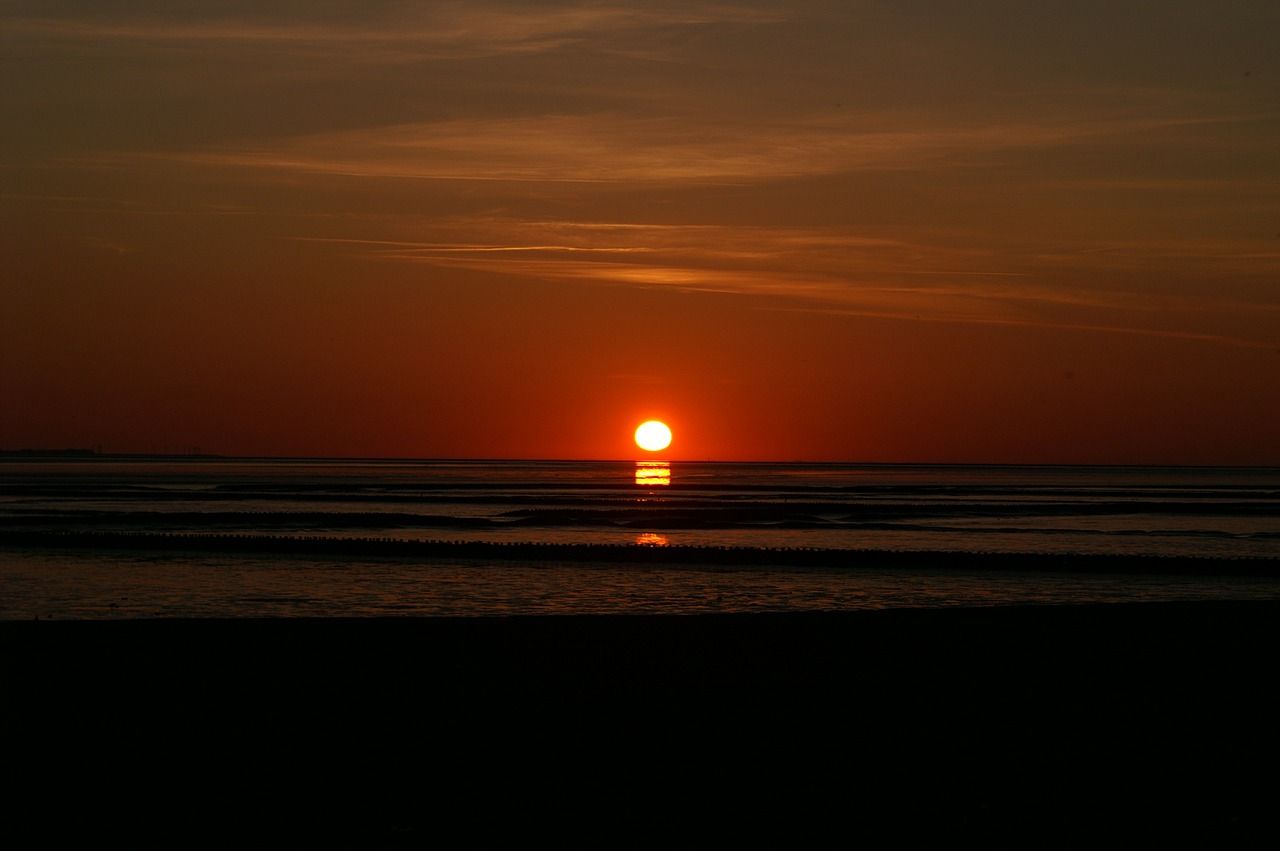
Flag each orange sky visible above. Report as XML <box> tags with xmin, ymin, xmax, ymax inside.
<box><xmin>3</xmin><ymin>2</ymin><xmax>1278</xmax><ymax>462</ymax></box>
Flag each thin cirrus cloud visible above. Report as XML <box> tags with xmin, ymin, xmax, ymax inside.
<box><xmin>295</xmin><ymin>223</ymin><xmax>1275</xmax><ymax>349</ymax></box>
<box><xmin>399</xmin><ymin>251</ymin><xmax>1276</xmax><ymax>349</ymax></box>
<box><xmin>136</xmin><ymin>111</ymin><xmax>1257</xmax><ymax>185</ymax></box>
<box><xmin>4</xmin><ymin>3</ymin><xmax>783</xmax><ymax>60</ymax></box>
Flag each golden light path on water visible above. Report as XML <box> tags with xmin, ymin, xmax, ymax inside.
<box><xmin>635</xmin><ymin>460</ymin><xmax>670</xmax><ymax>486</ymax></box>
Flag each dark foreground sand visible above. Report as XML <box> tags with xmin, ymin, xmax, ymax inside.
<box><xmin>4</xmin><ymin>602</ymin><xmax>1280</xmax><ymax>841</ymax></box>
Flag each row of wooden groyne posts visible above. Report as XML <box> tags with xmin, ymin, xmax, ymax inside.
<box><xmin>1</xmin><ymin>529</ymin><xmax>1278</xmax><ymax>576</ymax></box>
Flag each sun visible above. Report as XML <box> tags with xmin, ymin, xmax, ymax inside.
<box><xmin>634</xmin><ymin>420</ymin><xmax>672</xmax><ymax>453</ymax></box>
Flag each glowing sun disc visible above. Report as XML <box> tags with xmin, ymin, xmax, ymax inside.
<box><xmin>634</xmin><ymin>420</ymin><xmax>672</xmax><ymax>452</ymax></box>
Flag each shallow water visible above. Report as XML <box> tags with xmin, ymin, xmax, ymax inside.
<box><xmin>3</xmin><ymin>458</ymin><xmax>1278</xmax><ymax>617</ymax></box>
<box><xmin>4</xmin><ymin>459</ymin><xmax>1278</xmax><ymax>556</ymax></box>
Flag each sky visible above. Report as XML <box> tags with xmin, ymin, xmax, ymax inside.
<box><xmin>2</xmin><ymin>1</ymin><xmax>1278</xmax><ymax>462</ymax></box>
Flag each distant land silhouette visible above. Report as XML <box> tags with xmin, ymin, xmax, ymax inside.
<box><xmin>0</xmin><ymin>448</ymin><xmax>101</xmax><ymax>458</ymax></box>
<box><xmin>0</xmin><ymin>448</ymin><xmax>224</xmax><ymax>460</ymax></box>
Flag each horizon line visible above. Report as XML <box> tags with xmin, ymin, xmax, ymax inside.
<box><xmin>1</xmin><ymin>449</ymin><xmax>1277</xmax><ymax>470</ymax></box>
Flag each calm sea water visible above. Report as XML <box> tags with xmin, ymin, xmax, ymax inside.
<box><xmin>2</xmin><ymin>458</ymin><xmax>1278</xmax><ymax>617</ymax></box>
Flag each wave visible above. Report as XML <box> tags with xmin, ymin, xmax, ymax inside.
<box><xmin>5</xmin><ymin>499</ymin><xmax>1278</xmax><ymax>533</ymax></box>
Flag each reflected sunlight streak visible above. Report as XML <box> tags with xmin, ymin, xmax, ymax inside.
<box><xmin>635</xmin><ymin>461</ymin><xmax>671</xmax><ymax>487</ymax></box>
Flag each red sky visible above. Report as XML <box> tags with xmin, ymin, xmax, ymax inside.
<box><xmin>3</xmin><ymin>2</ymin><xmax>1278</xmax><ymax>462</ymax></box>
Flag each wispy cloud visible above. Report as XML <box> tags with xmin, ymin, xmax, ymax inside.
<box><xmin>291</xmin><ymin>215</ymin><xmax>1280</xmax><ymax>350</ymax></box>
<box><xmin>293</xmin><ymin>222</ymin><xmax>977</xmax><ymax>281</ymax></box>
<box><xmin>1028</xmin><ymin>239</ymin><xmax>1280</xmax><ymax>275</ymax></box>
<box><xmin>389</xmin><ymin>249</ymin><xmax>1278</xmax><ymax>348</ymax></box>
<box><xmin>130</xmin><ymin>111</ymin><xmax>1259</xmax><ymax>184</ymax></box>
<box><xmin>768</xmin><ymin>306</ymin><xmax>1277</xmax><ymax>351</ymax></box>
<box><xmin>5</xmin><ymin>3</ymin><xmax>784</xmax><ymax>61</ymax></box>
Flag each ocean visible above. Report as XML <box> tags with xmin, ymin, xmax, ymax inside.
<box><xmin>2</xmin><ymin>458</ymin><xmax>1278</xmax><ymax>618</ymax></box>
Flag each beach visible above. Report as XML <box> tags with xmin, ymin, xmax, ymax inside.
<box><xmin>6</xmin><ymin>601</ymin><xmax>1279</xmax><ymax>840</ymax></box>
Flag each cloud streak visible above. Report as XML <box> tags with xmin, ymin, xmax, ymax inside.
<box><xmin>295</xmin><ymin>219</ymin><xmax>1279</xmax><ymax>349</ymax></box>
<box><xmin>5</xmin><ymin>3</ymin><xmax>785</xmax><ymax>61</ymax></box>
<box><xmin>131</xmin><ymin>111</ymin><xmax>1261</xmax><ymax>185</ymax></box>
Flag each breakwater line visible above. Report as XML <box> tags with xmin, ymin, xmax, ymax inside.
<box><xmin>4</xmin><ymin>529</ymin><xmax>1279</xmax><ymax>577</ymax></box>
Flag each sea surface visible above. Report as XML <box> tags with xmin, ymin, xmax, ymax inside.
<box><xmin>2</xmin><ymin>458</ymin><xmax>1278</xmax><ymax>618</ymax></box>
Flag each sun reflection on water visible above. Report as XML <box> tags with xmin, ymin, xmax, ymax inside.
<box><xmin>635</xmin><ymin>461</ymin><xmax>671</xmax><ymax>487</ymax></box>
